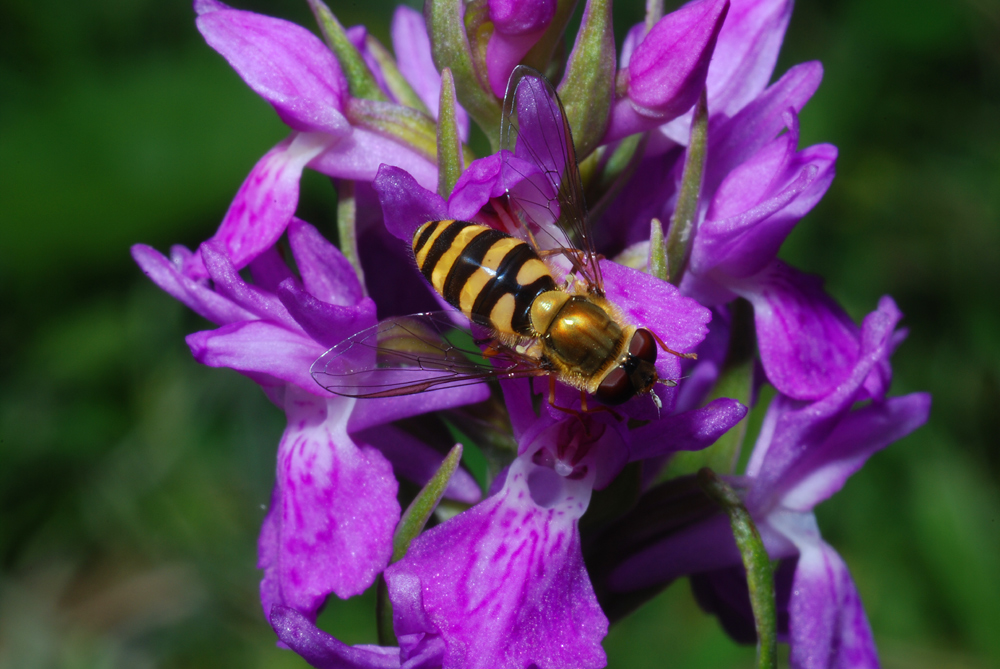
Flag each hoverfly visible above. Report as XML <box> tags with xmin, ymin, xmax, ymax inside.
<box><xmin>311</xmin><ymin>66</ymin><xmax>692</xmax><ymax>410</ymax></box>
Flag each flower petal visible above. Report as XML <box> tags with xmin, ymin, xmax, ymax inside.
<box><xmin>737</xmin><ymin>261</ymin><xmax>859</xmax><ymax>401</ymax></box>
<box><xmin>705</xmin><ymin>61</ymin><xmax>823</xmax><ymax>198</ymax></box>
<box><xmin>745</xmin><ymin>296</ymin><xmax>903</xmax><ymax>504</ymax></box>
<box><xmin>196</xmin><ymin>6</ymin><xmax>349</xmax><ymax>134</ymax></box>
<box><xmin>310</xmin><ymin>127</ymin><xmax>439</xmax><ymax>192</ymax></box>
<box><xmin>249</xmin><ymin>243</ymin><xmax>297</xmax><ymax>293</ymax></box>
<box><xmin>602</xmin><ymin>261</ymin><xmax>711</xmax><ymax>353</ymax></box>
<box><xmin>781</xmin><ymin>392</ymin><xmax>931</xmax><ymax>510</ymax></box>
<box><xmin>706</xmin><ymin>0</ymin><xmax>793</xmax><ymax>117</ymax></box>
<box><xmin>269</xmin><ymin>605</ymin><xmax>400</xmax><ymax>669</ymax></box>
<box><xmin>695</xmin><ymin>113</ymin><xmax>838</xmax><ymax>278</ymax></box>
<box><xmin>389</xmin><ymin>572</ymin><xmax>447</xmax><ymax>667</ymax></box>
<box><xmin>372</xmin><ymin>165</ymin><xmax>448</xmax><ymax>243</ymax></box>
<box><xmin>673</xmin><ymin>307</ymin><xmax>731</xmax><ymax>414</ymax></box>
<box><xmin>184</xmin><ymin>134</ymin><xmax>331</xmax><ymax>278</ymax></box>
<box><xmin>601</xmin><ymin>260</ymin><xmax>712</xmax><ymax>420</ymax></box>
<box><xmin>260</xmin><ymin>389</ymin><xmax>400</xmax><ymax>617</ymax></box>
<box><xmin>446</xmin><ymin>153</ymin><xmax>509</xmax><ymax>221</ymax></box>
<box><xmin>628</xmin><ymin>0</ymin><xmax>729</xmax><ymax>116</ymax></box>
<box><xmin>200</xmin><ymin>240</ymin><xmax>297</xmax><ymax>327</ymax></box>
<box><xmin>618</xmin><ymin>22</ymin><xmax>645</xmax><ymax>69</ymax></box>
<box><xmin>288</xmin><ymin>218</ymin><xmax>367</xmax><ymax>307</ymax></box>
<box><xmin>276</xmin><ymin>279</ymin><xmax>377</xmax><ymax>350</ymax></box>
<box><xmin>777</xmin><ymin>526</ymin><xmax>880</xmax><ymax>669</ymax></box>
<box><xmin>186</xmin><ymin>320</ymin><xmax>324</xmax><ymax>393</ymax></box>
<box><xmin>601</xmin><ymin>260</ymin><xmax>712</xmax><ymax>414</ymax></box>
<box><xmin>384</xmin><ymin>456</ymin><xmax>607</xmax><ymax>669</ymax></box>
<box><xmin>485</xmin><ymin>0</ymin><xmax>556</xmax><ymax>97</ymax></box>
<box><xmin>131</xmin><ymin>244</ymin><xmax>253</xmax><ymax>325</ymax></box>
<box><xmin>628</xmin><ymin>398</ymin><xmax>748</xmax><ymax>461</ymax></box>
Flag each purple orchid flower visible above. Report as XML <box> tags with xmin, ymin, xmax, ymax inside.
<box><xmin>602</xmin><ymin>0</ymin><xmax>849</xmax><ymax>402</ymax></box>
<box><xmin>380</xmin><ymin>374</ymin><xmax>747</xmax><ymax>669</ymax></box>
<box><xmin>132</xmin><ymin>218</ymin><xmax>486</xmax><ymax>622</ymax></box>
<box><xmin>267</xmin><ymin>381</ymin><xmax>747</xmax><ymax>669</ymax></box>
<box><xmin>352</xmin><ymin>141</ymin><xmax>749</xmax><ymax>666</ymax></box>
<box><xmin>385</xmin><ymin>412</ymin><xmax>609</xmax><ymax>669</ymax></box>
<box><xmin>133</xmin><ymin>0</ymin><xmax>931</xmax><ymax>663</ymax></box>
<box><xmin>185</xmin><ymin>0</ymin><xmax>444</xmax><ymax>280</ymax></box>
<box><xmin>606</xmin><ymin>297</ymin><xmax>931</xmax><ymax>668</ymax></box>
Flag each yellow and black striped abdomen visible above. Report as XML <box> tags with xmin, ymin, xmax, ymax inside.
<box><xmin>412</xmin><ymin>220</ymin><xmax>557</xmax><ymax>335</ymax></box>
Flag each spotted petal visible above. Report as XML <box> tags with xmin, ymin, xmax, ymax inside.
<box><xmin>259</xmin><ymin>389</ymin><xmax>400</xmax><ymax>618</ymax></box>
<box><xmin>384</xmin><ymin>456</ymin><xmax>607</xmax><ymax>669</ymax></box>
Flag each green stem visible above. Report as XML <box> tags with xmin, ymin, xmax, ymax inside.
<box><xmin>645</xmin><ymin>0</ymin><xmax>664</xmax><ymax>32</ymax></box>
<box><xmin>698</xmin><ymin>468</ymin><xmax>778</xmax><ymax>669</ymax></box>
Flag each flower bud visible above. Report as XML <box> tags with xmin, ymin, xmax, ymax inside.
<box><xmin>485</xmin><ymin>0</ymin><xmax>557</xmax><ymax>97</ymax></box>
<box><xmin>604</xmin><ymin>0</ymin><xmax>729</xmax><ymax>142</ymax></box>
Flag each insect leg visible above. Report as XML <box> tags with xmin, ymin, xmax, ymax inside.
<box><xmin>579</xmin><ymin>390</ymin><xmax>624</xmax><ymax>422</ymax></box>
<box><xmin>649</xmin><ymin>329</ymin><xmax>698</xmax><ymax>360</ymax></box>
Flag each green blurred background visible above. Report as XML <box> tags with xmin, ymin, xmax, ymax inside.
<box><xmin>1</xmin><ymin>0</ymin><xmax>997</xmax><ymax>666</ymax></box>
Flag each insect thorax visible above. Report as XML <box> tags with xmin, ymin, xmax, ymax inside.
<box><xmin>541</xmin><ymin>296</ymin><xmax>629</xmax><ymax>386</ymax></box>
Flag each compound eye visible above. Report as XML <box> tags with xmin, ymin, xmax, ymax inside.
<box><xmin>629</xmin><ymin>329</ymin><xmax>657</xmax><ymax>364</ymax></box>
<box><xmin>596</xmin><ymin>367</ymin><xmax>634</xmax><ymax>405</ymax></box>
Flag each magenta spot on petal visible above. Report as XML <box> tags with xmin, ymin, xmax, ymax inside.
<box><xmin>527</xmin><ymin>466</ymin><xmax>562</xmax><ymax>508</ymax></box>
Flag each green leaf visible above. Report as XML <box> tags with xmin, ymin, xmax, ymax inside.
<box><xmin>649</xmin><ymin>218</ymin><xmax>668</xmax><ymax>280</ymax></box>
<box><xmin>426</xmin><ymin>0</ymin><xmax>502</xmax><ymax>149</ymax></box>
<box><xmin>557</xmin><ymin>0</ymin><xmax>616</xmax><ymax>158</ymax></box>
<box><xmin>666</xmin><ymin>89</ymin><xmax>708</xmax><ymax>286</ymax></box>
<box><xmin>364</xmin><ymin>33</ymin><xmax>430</xmax><ymax>114</ymax></box>
<box><xmin>393</xmin><ymin>443</ymin><xmax>464</xmax><ymax>562</ymax></box>
<box><xmin>308</xmin><ymin>0</ymin><xmax>387</xmax><ymax>102</ymax></box>
<box><xmin>437</xmin><ymin>68</ymin><xmax>464</xmax><ymax>198</ymax></box>
<box><xmin>345</xmin><ymin>97</ymin><xmax>438</xmax><ymax>162</ymax></box>
<box><xmin>376</xmin><ymin>443</ymin><xmax>466</xmax><ymax>646</ymax></box>
<box><xmin>336</xmin><ymin>180</ymin><xmax>366</xmax><ymax>291</ymax></box>
<box><xmin>698</xmin><ymin>468</ymin><xmax>777</xmax><ymax>669</ymax></box>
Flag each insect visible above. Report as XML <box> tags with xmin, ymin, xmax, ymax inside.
<box><xmin>311</xmin><ymin>66</ymin><xmax>692</xmax><ymax>410</ymax></box>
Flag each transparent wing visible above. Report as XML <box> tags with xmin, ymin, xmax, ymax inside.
<box><xmin>499</xmin><ymin>65</ymin><xmax>604</xmax><ymax>295</ymax></box>
<box><xmin>310</xmin><ymin>312</ymin><xmax>549</xmax><ymax>398</ymax></box>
